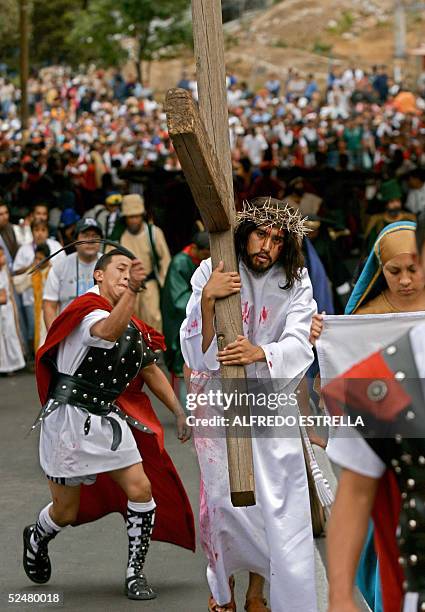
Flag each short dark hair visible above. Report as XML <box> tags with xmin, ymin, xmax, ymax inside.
<box><xmin>416</xmin><ymin>213</ymin><xmax>425</xmax><ymax>253</ymax></box>
<box><xmin>31</xmin><ymin>219</ymin><xmax>49</xmax><ymax>231</ymax></box>
<box><xmin>94</xmin><ymin>248</ymin><xmax>134</xmax><ymax>277</ymax></box>
<box><xmin>35</xmin><ymin>243</ymin><xmax>51</xmax><ymax>258</ymax></box>
<box><xmin>193</xmin><ymin>231</ymin><xmax>210</xmax><ymax>250</ymax></box>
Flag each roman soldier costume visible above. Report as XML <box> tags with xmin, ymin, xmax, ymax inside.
<box><xmin>23</xmin><ymin>290</ymin><xmax>195</xmax><ymax>599</ymax></box>
<box><xmin>324</xmin><ymin>327</ymin><xmax>425</xmax><ymax>612</ymax></box>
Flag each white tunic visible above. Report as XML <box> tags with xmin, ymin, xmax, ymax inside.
<box><xmin>0</xmin><ymin>267</ymin><xmax>25</xmax><ymax>373</ymax></box>
<box><xmin>39</xmin><ymin>309</ymin><xmax>141</xmax><ymax>477</ymax></box>
<box><xmin>180</xmin><ymin>258</ymin><xmax>318</xmax><ymax>612</ymax></box>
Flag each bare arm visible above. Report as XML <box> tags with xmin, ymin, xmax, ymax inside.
<box><xmin>0</xmin><ymin>288</ymin><xmax>6</xmax><ymax>305</ymax></box>
<box><xmin>328</xmin><ymin>469</ymin><xmax>379</xmax><ymax>612</ymax></box>
<box><xmin>141</xmin><ymin>363</ymin><xmax>191</xmax><ymax>442</ymax></box>
<box><xmin>90</xmin><ymin>259</ymin><xmax>145</xmax><ymax>342</ymax></box>
<box><xmin>43</xmin><ymin>299</ymin><xmax>59</xmax><ymax>330</ymax></box>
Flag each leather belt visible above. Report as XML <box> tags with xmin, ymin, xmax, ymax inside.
<box><xmin>49</xmin><ymin>372</ymin><xmax>119</xmax><ymax>415</ymax></box>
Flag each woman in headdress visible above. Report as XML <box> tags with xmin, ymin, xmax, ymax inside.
<box><xmin>311</xmin><ymin>220</ymin><xmax>425</xmax><ymax>611</ymax></box>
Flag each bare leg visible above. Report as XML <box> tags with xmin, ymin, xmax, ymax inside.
<box><xmin>47</xmin><ymin>480</ymin><xmax>81</xmax><ymax>527</ymax></box>
<box><xmin>246</xmin><ymin>573</ymin><xmax>265</xmax><ymax>600</ymax></box>
<box><xmin>108</xmin><ymin>462</ymin><xmax>152</xmax><ymax>502</ymax></box>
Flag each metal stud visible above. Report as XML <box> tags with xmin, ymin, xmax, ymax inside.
<box><xmin>401</xmin><ymin>454</ymin><xmax>412</xmax><ymax>464</ymax></box>
<box><xmin>121</xmin><ymin>357</ymin><xmax>126</xmax><ymax>363</ymax></box>
<box><xmin>420</xmin><ymin>603</ymin><xmax>425</xmax><ymax>611</ymax></box>
<box><xmin>132</xmin><ymin>350</ymin><xmax>136</xmax><ymax>354</ymax></box>
<box><xmin>395</xmin><ymin>371</ymin><xmax>406</xmax><ymax>381</ymax></box>
<box><xmin>94</xmin><ymin>370</ymin><xmax>98</xmax><ymax>374</ymax></box>
<box><xmin>398</xmin><ymin>556</ymin><xmax>406</xmax><ymax>566</ymax></box>
<box><xmin>83</xmin><ymin>393</ymin><xmax>88</xmax><ymax>399</ymax></box>
<box><xmin>386</xmin><ymin>345</ymin><xmax>397</xmax><ymax>355</ymax></box>
<box><xmin>395</xmin><ymin>434</ymin><xmax>403</xmax><ymax>444</ymax></box>
<box><xmin>101</xmin><ymin>401</ymin><xmax>105</xmax><ymax>406</ymax></box>
<box><xmin>72</xmin><ymin>389</ymin><xmax>77</xmax><ymax>395</ymax></box>
<box><xmin>126</xmin><ymin>335</ymin><xmax>131</xmax><ymax>341</ymax></box>
<box><xmin>136</xmin><ymin>362</ymin><xmax>140</xmax><ymax>367</ymax></box>
<box><xmin>126</xmin><ymin>383</ymin><xmax>130</xmax><ymax>387</ymax></box>
<box><xmin>100</xmin><ymin>382</ymin><xmax>104</xmax><ymax>388</ymax></box>
<box><xmin>419</xmin><ymin>456</ymin><xmax>425</xmax><ymax>465</ymax></box>
<box><xmin>407</xmin><ymin>478</ymin><xmax>415</xmax><ymax>489</ymax></box>
<box><xmin>88</xmin><ymin>357</ymin><xmax>93</xmax><ymax>362</ymax></box>
<box><xmin>409</xmin><ymin>499</ymin><xmax>416</xmax><ymax>509</ymax></box>
<box><xmin>409</xmin><ymin>554</ymin><xmax>418</xmax><ymax>565</ymax></box>
<box><xmin>77</xmin><ymin>373</ymin><xmax>82</xmax><ymax>378</ymax></box>
<box><xmin>62</xmin><ymin>385</ymin><xmax>67</xmax><ymax>390</ymax></box>
<box><xmin>409</xmin><ymin>519</ymin><xmax>417</xmax><ymax>529</ymax></box>
<box><xmin>395</xmin><ymin>466</ymin><xmax>401</xmax><ymax>474</ymax></box>
<box><xmin>108</xmin><ymin>365</ymin><xmax>113</xmax><ymax>371</ymax></box>
<box><xmin>401</xmin><ymin>492</ymin><xmax>407</xmax><ymax>499</ymax></box>
<box><xmin>103</xmin><ymin>351</ymin><xmax>107</xmax><ymax>356</ymax></box>
<box><xmin>115</xmin><ymin>342</ymin><xmax>119</xmax><ymax>347</ymax></box>
<box><xmin>391</xmin><ymin>459</ymin><xmax>399</xmax><ymax>467</ymax></box>
<box><xmin>93</xmin><ymin>397</ymin><xmax>98</xmax><ymax>403</ymax></box>
<box><xmin>406</xmin><ymin>411</ymin><xmax>415</xmax><ymax>421</ymax></box>
<box><xmin>125</xmin><ymin>373</ymin><xmax>129</xmax><ymax>378</ymax></box>
<box><xmin>112</xmin><ymin>378</ymin><xmax>117</xmax><ymax>384</ymax></box>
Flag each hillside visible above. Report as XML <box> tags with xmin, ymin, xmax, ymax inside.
<box><xmin>145</xmin><ymin>0</ymin><xmax>425</xmax><ymax>93</ymax></box>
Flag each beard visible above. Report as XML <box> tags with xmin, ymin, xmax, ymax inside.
<box><xmin>244</xmin><ymin>252</ymin><xmax>274</xmax><ymax>274</ymax></box>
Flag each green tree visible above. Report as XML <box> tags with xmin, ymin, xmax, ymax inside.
<box><xmin>0</xmin><ymin>0</ymin><xmax>20</xmax><ymax>70</ymax></box>
<box><xmin>67</xmin><ymin>0</ymin><xmax>192</xmax><ymax>82</ymax></box>
<box><xmin>30</xmin><ymin>0</ymin><xmax>86</xmax><ymax>65</ymax></box>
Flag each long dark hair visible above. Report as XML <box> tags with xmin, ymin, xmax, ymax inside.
<box><xmin>234</xmin><ymin>220</ymin><xmax>304</xmax><ymax>290</ymax></box>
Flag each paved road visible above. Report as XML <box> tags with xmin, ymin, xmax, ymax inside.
<box><xmin>0</xmin><ymin>372</ymin><xmax>368</xmax><ymax>612</ymax></box>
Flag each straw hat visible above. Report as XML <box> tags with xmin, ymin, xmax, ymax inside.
<box><xmin>121</xmin><ymin>194</ymin><xmax>145</xmax><ymax>216</ymax></box>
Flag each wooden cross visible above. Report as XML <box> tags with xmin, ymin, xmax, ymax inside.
<box><xmin>165</xmin><ymin>0</ymin><xmax>255</xmax><ymax>507</ymax></box>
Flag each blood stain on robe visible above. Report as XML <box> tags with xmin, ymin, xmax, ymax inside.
<box><xmin>258</xmin><ymin>306</ymin><xmax>269</xmax><ymax>325</ymax></box>
<box><xmin>241</xmin><ymin>301</ymin><xmax>251</xmax><ymax>325</ymax></box>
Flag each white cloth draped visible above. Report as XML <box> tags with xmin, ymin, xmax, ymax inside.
<box><xmin>180</xmin><ymin>258</ymin><xmax>318</xmax><ymax>612</ymax></box>
<box><xmin>0</xmin><ymin>267</ymin><xmax>25</xmax><ymax>373</ymax></box>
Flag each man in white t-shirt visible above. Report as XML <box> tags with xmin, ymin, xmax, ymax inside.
<box><xmin>43</xmin><ymin>218</ymin><xmax>102</xmax><ymax>329</ymax></box>
<box><xmin>323</xmin><ymin>214</ymin><xmax>425</xmax><ymax>612</ymax></box>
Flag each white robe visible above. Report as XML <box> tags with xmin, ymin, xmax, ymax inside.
<box><xmin>0</xmin><ymin>267</ymin><xmax>25</xmax><ymax>373</ymax></box>
<box><xmin>180</xmin><ymin>258</ymin><xmax>318</xmax><ymax>612</ymax></box>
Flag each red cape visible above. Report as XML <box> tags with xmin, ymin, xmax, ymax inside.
<box><xmin>323</xmin><ymin>351</ymin><xmax>404</xmax><ymax>612</ymax></box>
<box><xmin>36</xmin><ymin>293</ymin><xmax>195</xmax><ymax>552</ymax></box>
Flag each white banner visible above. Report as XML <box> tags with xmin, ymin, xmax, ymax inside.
<box><xmin>316</xmin><ymin>311</ymin><xmax>425</xmax><ymax>380</ymax></box>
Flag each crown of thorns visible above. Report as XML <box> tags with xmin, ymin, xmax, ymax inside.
<box><xmin>236</xmin><ymin>198</ymin><xmax>310</xmax><ymax>239</ymax></box>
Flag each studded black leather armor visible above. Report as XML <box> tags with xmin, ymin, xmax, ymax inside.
<box><xmin>33</xmin><ymin>323</ymin><xmax>158</xmax><ymax>448</ymax></box>
<box><xmin>341</xmin><ymin>331</ymin><xmax>425</xmax><ymax>609</ymax></box>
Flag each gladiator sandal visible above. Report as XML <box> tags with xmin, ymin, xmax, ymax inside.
<box><xmin>208</xmin><ymin>575</ymin><xmax>236</xmax><ymax>611</ymax></box>
<box><xmin>125</xmin><ymin>504</ymin><xmax>157</xmax><ymax>600</ymax></box>
<box><xmin>23</xmin><ymin>524</ymin><xmax>56</xmax><ymax>584</ymax></box>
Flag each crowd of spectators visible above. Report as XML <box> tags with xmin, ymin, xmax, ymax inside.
<box><xmin>1</xmin><ymin>62</ymin><xmax>425</xmax><ymax>373</ymax></box>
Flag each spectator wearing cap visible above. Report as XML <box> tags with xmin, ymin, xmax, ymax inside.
<box><xmin>84</xmin><ymin>191</ymin><xmax>123</xmax><ymax>239</ymax></box>
<box><xmin>42</xmin><ymin>218</ymin><xmax>103</xmax><ymax>329</ymax></box>
<box><xmin>117</xmin><ymin>193</ymin><xmax>171</xmax><ymax>332</ymax></box>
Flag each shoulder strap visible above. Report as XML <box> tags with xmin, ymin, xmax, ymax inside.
<box><xmin>146</xmin><ymin>223</ymin><xmax>161</xmax><ymax>274</ymax></box>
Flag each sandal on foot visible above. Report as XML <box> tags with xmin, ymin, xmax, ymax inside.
<box><xmin>126</xmin><ymin>572</ymin><xmax>157</xmax><ymax>600</ymax></box>
<box><xmin>208</xmin><ymin>575</ymin><xmax>236</xmax><ymax>611</ymax></box>
<box><xmin>244</xmin><ymin>597</ymin><xmax>270</xmax><ymax>612</ymax></box>
<box><xmin>23</xmin><ymin>525</ymin><xmax>52</xmax><ymax>584</ymax></box>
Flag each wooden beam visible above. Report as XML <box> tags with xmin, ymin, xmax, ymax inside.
<box><xmin>166</xmin><ymin>0</ymin><xmax>255</xmax><ymax>507</ymax></box>
<box><xmin>166</xmin><ymin>89</ymin><xmax>231</xmax><ymax>233</ymax></box>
